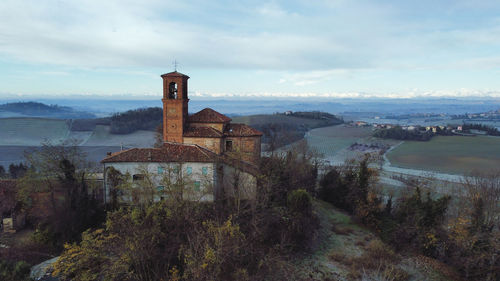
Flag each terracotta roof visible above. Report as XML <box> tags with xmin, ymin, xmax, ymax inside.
<box><xmin>224</xmin><ymin>123</ymin><xmax>263</xmax><ymax>137</ymax></box>
<box><xmin>188</xmin><ymin>108</ymin><xmax>232</xmax><ymax>123</ymax></box>
<box><xmin>184</xmin><ymin>126</ymin><xmax>223</xmax><ymax>138</ymax></box>
<box><xmin>160</xmin><ymin>71</ymin><xmax>190</xmax><ymax>78</ymax></box>
<box><xmin>101</xmin><ymin>142</ymin><xmax>218</xmax><ymax>163</ymax></box>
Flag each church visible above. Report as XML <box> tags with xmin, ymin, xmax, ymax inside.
<box><xmin>101</xmin><ymin>71</ymin><xmax>263</xmax><ymax>203</ymax></box>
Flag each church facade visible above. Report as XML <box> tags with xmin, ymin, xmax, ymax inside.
<box><xmin>101</xmin><ymin>71</ymin><xmax>262</xmax><ymax>203</ymax></box>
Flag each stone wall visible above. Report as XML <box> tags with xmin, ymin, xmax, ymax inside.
<box><xmin>183</xmin><ymin>137</ymin><xmax>222</xmax><ymax>154</ymax></box>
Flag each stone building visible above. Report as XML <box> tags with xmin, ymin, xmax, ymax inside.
<box><xmin>101</xmin><ymin>71</ymin><xmax>262</xmax><ymax>203</ymax></box>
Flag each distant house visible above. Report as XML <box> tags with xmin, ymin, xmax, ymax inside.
<box><xmin>457</xmin><ymin>126</ymin><xmax>463</xmax><ymax>131</ymax></box>
<box><xmin>284</xmin><ymin>111</ymin><xmax>292</xmax><ymax>116</ymax></box>
<box><xmin>425</xmin><ymin>126</ymin><xmax>437</xmax><ymax>133</ymax></box>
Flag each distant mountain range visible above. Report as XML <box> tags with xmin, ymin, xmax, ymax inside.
<box><xmin>1</xmin><ymin>98</ymin><xmax>500</xmax><ymax>119</ymax></box>
<box><xmin>0</xmin><ymin>101</ymin><xmax>95</xmax><ymax>119</ymax></box>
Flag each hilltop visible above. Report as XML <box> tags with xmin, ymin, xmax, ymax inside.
<box><xmin>0</xmin><ymin>102</ymin><xmax>95</xmax><ymax>119</ymax></box>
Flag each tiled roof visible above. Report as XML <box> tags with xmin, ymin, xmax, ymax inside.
<box><xmin>224</xmin><ymin>123</ymin><xmax>263</xmax><ymax>137</ymax></box>
<box><xmin>184</xmin><ymin>126</ymin><xmax>223</xmax><ymax>138</ymax></box>
<box><xmin>101</xmin><ymin>142</ymin><xmax>218</xmax><ymax>163</ymax></box>
<box><xmin>188</xmin><ymin>108</ymin><xmax>232</xmax><ymax>123</ymax></box>
<box><xmin>160</xmin><ymin>71</ymin><xmax>190</xmax><ymax>78</ymax></box>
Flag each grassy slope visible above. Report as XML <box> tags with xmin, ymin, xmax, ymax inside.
<box><xmin>294</xmin><ymin>200</ymin><xmax>460</xmax><ymax>281</ymax></box>
<box><xmin>83</xmin><ymin>125</ymin><xmax>155</xmax><ymax>147</ymax></box>
<box><xmin>387</xmin><ymin>135</ymin><xmax>500</xmax><ymax>174</ymax></box>
<box><xmin>0</xmin><ymin>118</ymin><xmax>70</xmax><ymax>146</ymax></box>
<box><xmin>0</xmin><ymin>118</ymin><xmax>155</xmax><ymax>147</ymax></box>
<box><xmin>305</xmin><ymin>125</ymin><xmax>374</xmax><ymax>158</ymax></box>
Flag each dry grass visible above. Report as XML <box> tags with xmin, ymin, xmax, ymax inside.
<box><xmin>332</xmin><ymin>224</ymin><xmax>355</xmax><ymax>235</ymax></box>
<box><xmin>344</xmin><ymin>240</ymin><xmax>410</xmax><ymax>281</ymax></box>
<box><xmin>355</xmin><ymin>240</ymin><xmax>366</xmax><ymax>247</ymax></box>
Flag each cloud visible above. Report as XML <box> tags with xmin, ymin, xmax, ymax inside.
<box><xmin>1</xmin><ymin>0</ymin><xmax>500</xmax><ymax>97</ymax></box>
<box><xmin>1</xmin><ymin>0</ymin><xmax>498</xmax><ymax>72</ymax></box>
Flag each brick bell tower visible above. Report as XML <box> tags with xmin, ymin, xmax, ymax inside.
<box><xmin>161</xmin><ymin>71</ymin><xmax>189</xmax><ymax>143</ymax></box>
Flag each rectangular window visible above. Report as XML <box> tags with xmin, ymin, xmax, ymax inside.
<box><xmin>194</xmin><ymin>181</ymin><xmax>201</xmax><ymax>191</ymax></box>
<box><xmin>226</xmin><ymin>140</ymin><xmax>233</xmax><ymax>152</ymax></box>
<box><xmin>133</xmin><ymin>174</ymin><xmax>145</xmax><ymax>181</ymax></box>
<box><xmin>202</xmin><ymin>167</ymin><xmax>208</xmax><ymax>175</ymax></box>
<box><xmin>157</xmin><ymin>166</ymin><xmax>164</xmax><ymax>174</ymax></box>
<box><xmin>186</xmin><ymin>166</ymin><xmax>192</xmax><ymax>175</ymax></box>
<box><xmin>172</xmin><ymin>165</ymin><xmax>179</xmax><ymax>174</ymax></box>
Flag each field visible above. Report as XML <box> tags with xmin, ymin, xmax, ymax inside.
<box><xmin>0</xmin><ymin>118</ymin><xmax>70</xmax><ymax>146</ymax></box>
<box><xmin>304</xmin><ymin>125</ymin><xmax>395</xmax><ymax>164</ymax></box>
<box><xmin>83</xmin><ymin>125</ymin><xmax>155</xmax><ymax>147</ymax></box>
<box><xmin>0</xmin><ymin>118</ymin><xmax>155</xmax><ymax>167</ymax></box>
<box><xmin>387</xmin><ymin>135</ymin><xmax>500</xmax><ymax>175</ymax></box>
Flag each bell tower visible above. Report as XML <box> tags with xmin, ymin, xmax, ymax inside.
<box><xmin>161</xmin><ymin>71</ymin><xmax>189</xmax><ymax>143</ymax></box>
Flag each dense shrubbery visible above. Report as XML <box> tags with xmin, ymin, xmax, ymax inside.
<box><xmin>373</xmin><ymin>126</ymin><xmax>434</xmax><ymax>141</ymax></box>
<box><xmin>53</xmin><ymin>144</ymin><xmax>319</xmax><ymax>281</ymax></box>
<box><xmin>16</xmin><ymin>142</ymin><xmax>106</xmax><ymax>252</ymax></box>
<box><xmin>289</xmin><ymin>111</ymin><xmax>343</xmax><ymax>123</ymax></box>
<box><xmin>0</xmin><ymin>260</ymin><xmax>31</xmax><ymax>281</ymax></box>
<box><xmin>109</xmin><ymin>107</ymin><xmax>162</xmax><ymax>134</ymax></box>
<box><xmin>319</xmin><ymin>159</ymin><xmax>500</xmax><ymax>280</ymax></box>
<box><xmin>70</xmin><ymin>117</ymin><xmax>111</xmax><ymax>131</ymax></box>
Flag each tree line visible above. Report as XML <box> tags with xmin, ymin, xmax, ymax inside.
<box><xmin>373</xmin><ymin>126</ymin><xmax>435</xmax><ymax>141</ymax></box>
<box><xmin>462</xmin><ymin>123</ymin><xmax>500</xmax><ymax>136</ymax></box>
<box><xmin>0</xmin><ymin>163</ymin><xmax>28</xmax><ymax>179</ymax></box>
<box><xmin>70</xmin><ymin>107</ymin><xmax>163</xmax><ymax>134</ymax></box>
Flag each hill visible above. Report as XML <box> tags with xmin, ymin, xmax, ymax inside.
<box><xmin>0</xmin><ymin>102</ymin><xmax>95</xmax><ymax>119</ymax></box>
<box><xmin>295</xmin><ymin>200</ymin><xmax>459</xmax><ymax>281</ymax></box>
<box><xmin>232</xmin><ymin>112</ymin><xmax>343</xmax><ymax>149</ymax></box>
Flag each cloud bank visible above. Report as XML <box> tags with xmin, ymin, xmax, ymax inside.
<box><xmin>1</xmin><ymin>0</ymin><xmax>500</xmax><ymax>96</ymax></box>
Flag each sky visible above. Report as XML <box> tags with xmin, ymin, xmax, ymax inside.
<box><xmin>1</xmin><ymin>0</ymin><xmax>500</xmax><ymax>99</ymax></box>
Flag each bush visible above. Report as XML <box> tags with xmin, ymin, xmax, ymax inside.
<box><xmin>0</xmin><ymin>260</ymin><xmax>31</xmax><ymax>281</ymax></box>
<box><xmin>287</xmin><ymin>189</ymin><xmax>312</xmax><ymax>216</ymax></box>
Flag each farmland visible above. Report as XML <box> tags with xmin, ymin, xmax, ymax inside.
<box><xmin>0</xmin><ymin>118</ymin><xmax>155</xmax><ymax>167</ymax></box>
<box><xmin>386</xmin><ymin>135</ymin><xmax>500</xmax><ymax>175</ymax></box>
<box><xmin>305</xmin><ymin>125</ymin><xmax>396</xmax><ymax>164</ymax></box>
<box><xmin>0</xmin><ymin>118</ymin><xmax>70</xmax><ymax>146</ymax></box>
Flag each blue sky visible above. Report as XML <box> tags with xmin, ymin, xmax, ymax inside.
<box><xmin>1</xmin><ymin>0</ymin><xmax>500</xmax><ymax>99</ymax></box>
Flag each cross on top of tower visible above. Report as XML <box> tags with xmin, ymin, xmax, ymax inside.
<box><xmin>172</xmin><ymin>59</ymin><xmax>179</xmax><ymax>72</ymax></box>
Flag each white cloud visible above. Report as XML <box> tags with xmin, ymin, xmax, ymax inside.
<box><xmin>2</xmin><ymin>0</ymin><xmax>498</xmax><ymax>72</ymax></box>
<box><xmin>1</xmin><ymin>0</ymin><xmax>500</xmax><ymax>96</ymax></box>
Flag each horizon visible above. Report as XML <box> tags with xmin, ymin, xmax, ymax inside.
<box><xmin>1</xmin><ymin>1</ymin><xmax>500</xmax><ymax>98</ymax></box>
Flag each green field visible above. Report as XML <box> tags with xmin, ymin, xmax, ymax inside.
<box><xmin>387</xmin><ymin>136</ymin><xmax>500</xmax><ymax>175</ymax></box>
<box><xmin>305</xmin><ymin>125</ymin><xmax>374</xmax><ymax>158</ymax></box>
<box><xmin>0</xmin><ymin>118</ymin><xmax>70</xmax><ymax>145</ymax></box>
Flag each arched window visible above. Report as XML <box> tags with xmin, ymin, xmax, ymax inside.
<box><xmin>168</xmin><ymin>82</ymin><xmax>178</xmax><ymax>99</ymax></box>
